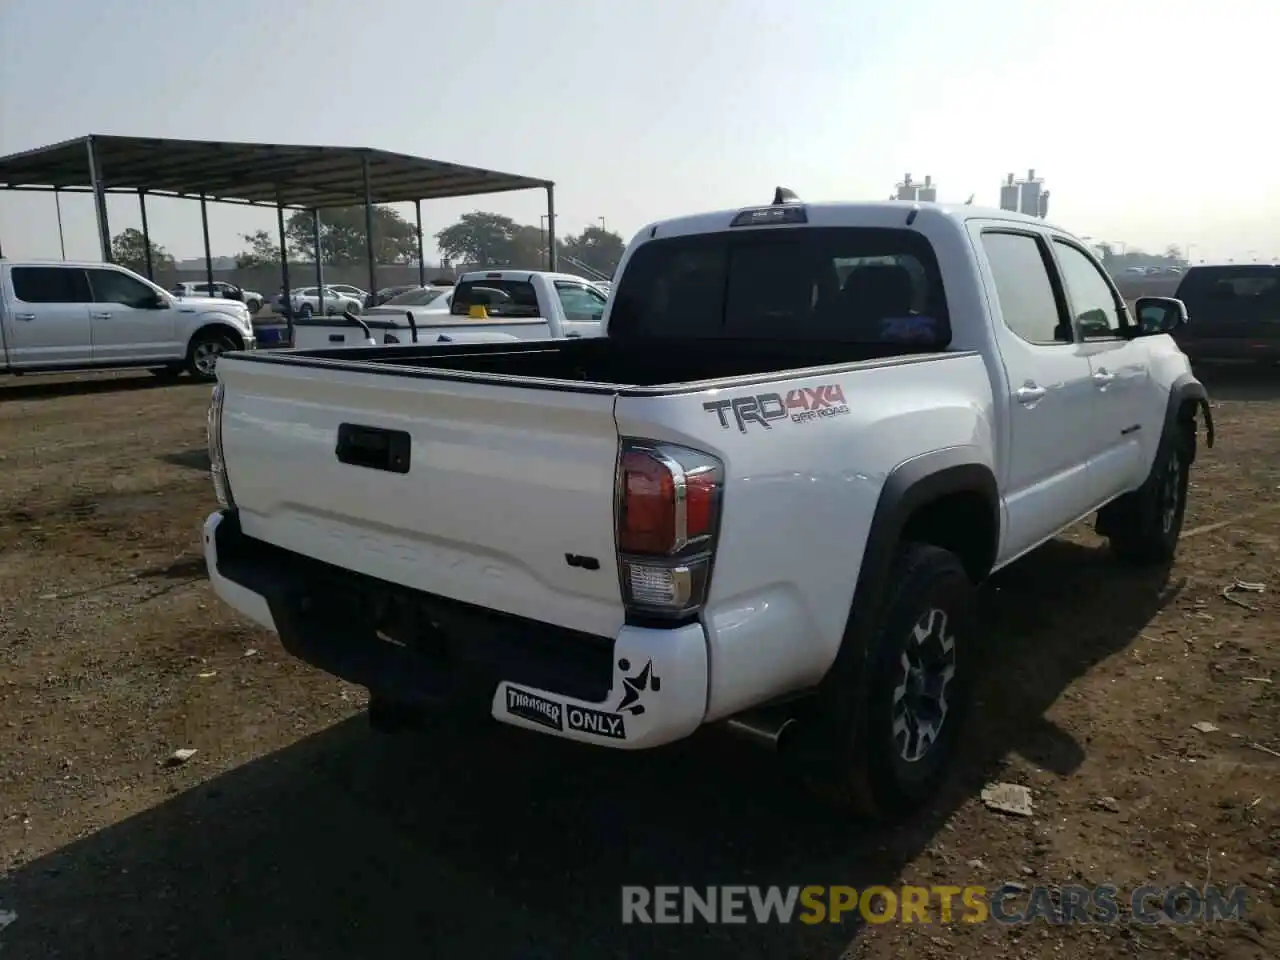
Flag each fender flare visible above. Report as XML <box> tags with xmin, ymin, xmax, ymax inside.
<box><xmin>818</xmin><ymin>447</ymin><xmax>999</xmax><ymax>700</ymax></box>
<box><xmin>1165</xmin><ymin>372</ymin><xmax>1215</xmax><ymax>452</ymax></box>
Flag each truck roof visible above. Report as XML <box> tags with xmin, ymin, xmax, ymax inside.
<box><xmin>634</xmin><ymin>200</ymin><xmax>1065</xmax><ymax>243</ymax></box>
<box><xmin>456</xmin><ymin>269</ymin><xmax>601</xmax><ymax>284</ymax></box>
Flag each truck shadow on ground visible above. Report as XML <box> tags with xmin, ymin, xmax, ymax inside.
<box><xmin>0</xmin><ymin>539</ymin><xmax>1179</xmax><ymax>959</ymax></box>
<box><xmin>0</xmin><ymin>372</ymin><xmax>185</xmax><ymax>402</ymax></box>
<box><xmin>161</xmin><ymin>448</ymin><xmax>212</xmax><ymax>472</ymax></box>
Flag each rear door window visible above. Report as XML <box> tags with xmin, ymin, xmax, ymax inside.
<box><xmin>451</xmin><ymin>278</ymin><xmax>541</xmax><ymax>317</ymax></box>
<box><xmin>609</xmin><ymin>227</ymin><xmax>950</xmax><ymax>346</ymax></box>
<box><xmin>11</xmin><ymin>266</ymin><xmax>92</xmax><ymax>303</ymax></box>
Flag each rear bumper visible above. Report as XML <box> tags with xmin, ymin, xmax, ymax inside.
<box><xmin>202</xmin><ymin>510</ymin><xmax>709</xmax><ymax>748</ymax></box>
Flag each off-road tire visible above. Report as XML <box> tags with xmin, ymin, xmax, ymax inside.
<box><xmin>185</xmin><ymin>332</ymin><xmax>237</xmax><ymax>382</ymax></box>
<box><xmin>1098</xmin><ymin>422</ymin><xmax>1195</xmax><ymax>565</ymax></box>
<box><xmin>796</xmin><ymin>542</ymin><xmax>975</xmax><ymax>819</ymax></box>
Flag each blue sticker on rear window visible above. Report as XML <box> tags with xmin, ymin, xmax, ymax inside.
<box><xmin>881</xmin><ymin>315</ymin><xmax>938</xmax><ymax>342</ymax></box>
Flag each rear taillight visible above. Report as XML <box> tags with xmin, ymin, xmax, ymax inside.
<box><xmin>615</xmin><ymin>440</ymin><xmax>723</xmax><ymax>619</ymax></box>
<box><xmin>207</xmin><ymin>382</ymin><xmax>234</xmax><ymax>509</ymax></box>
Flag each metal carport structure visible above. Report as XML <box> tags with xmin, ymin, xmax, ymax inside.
<box><xmin>0</xmin><ymin>134</ymin><xmax>557</xmax><ymax>339</ymax></box>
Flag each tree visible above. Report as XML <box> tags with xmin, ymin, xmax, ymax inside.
<box><xmin>563</xmin><ymin>225</ymin><xmax>625</xmax><ymax>278</ymax></box>
<box><xmin>235</xmin><ymin>229</ymin><xmax>279</xmax><ymax>268</ymax></box>
<box><xmin>435</xmin><ymin>212</ymin><xmax>526</xmax><ymax>267</ymax></box>
<box><xmin>435</xmin><ymin>212</ymin><xmax>625</xmax><ymax>273</ymax></box>
<box><xmin>285</xmin><ymin>205</ymin><xmax>419</xmax><ymax>265</ymax></box>
<box><xmin>111</xmin><ymin>228</ymin><xmax>174</xmax><ymax>275</ymax></box>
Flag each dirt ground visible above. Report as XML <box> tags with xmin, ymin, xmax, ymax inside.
<box><xmin>0</xmin><ymin>366</ymin><xmax>1276</xmax><ymax>960</ymax></box>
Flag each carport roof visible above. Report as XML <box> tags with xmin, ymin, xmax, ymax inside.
<box><xmin>0</xmin><ymin>134</ymin><xmax>552</xmax><ymax>208</ymax></box>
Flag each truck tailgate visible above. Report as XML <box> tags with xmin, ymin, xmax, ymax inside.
<box><xmin>217</xmin><ymin>358</ymin><xmax>626</xmax><ymax>638</ymax></box>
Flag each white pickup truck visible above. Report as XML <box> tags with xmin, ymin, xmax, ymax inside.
<box><xmin>203</xmin><ymin>193</ymin><xmax>1213</xmax><ymax>815</ymax></box>
<box><xmin>2</xmin><ymin>260</ymin><xmax>256</xmax><ymax>381</ymax></box>
<box><xmin>288</xmin><ymin>270</ymin><xmax>608</xmax><ymax>349</ymax></box>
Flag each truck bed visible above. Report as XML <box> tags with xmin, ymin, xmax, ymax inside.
<box><xmin>232</xmin><ymin>336</ymin><xmax>951</xmax><ymax>391</ymax></box>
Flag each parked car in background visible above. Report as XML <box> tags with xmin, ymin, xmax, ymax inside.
<box><xmin>365</xmin><ymin>284</ymin><xmax>419</xmax><ymax>309</ymax></box>
<box><xmin>281</xmin><ymin>285</ymin><xmax>364</xmax><ymax>318</ymax></box>
<box><xmin>1165</xmin><ymin>263</ymin><xmax>1280</xmax><ymax>363</ymax></box>
<box><xmin>3</xmin><ymin>259</ymin><xmax>255</xmax><ymax>380</ymax></box>
<box><xmin>173</xmin><ymin>280</ymin><xmax>265</xmax><ymax>314</ymax></box>
<box><xmin>363</xmin><ymin>284</ymin><xmax>453</xmax><ymax>321</ymax></box>
<box><xmin>326</xmin><ymin>283</ymin><xmax>368</xmax><ymax>303</ymax></box>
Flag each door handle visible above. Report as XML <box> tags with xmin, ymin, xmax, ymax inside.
<box><xmin>1092</xmin><ymin>368</ymin><xmax>1115</xmax><ymax>383</ymax></box>
<box><xmin>1015</xmin><ymin>384</ymin><xmax>1046</xmax><ymax>405</ymax></box>
<box><xmin>13</xmin><ymin>312</ymin><xmax>36</xmax><ymax>321</ymax></box>
<box><xmin>90</xmin><ymin>311</ymin><xmax>112</xmax><ymax>319</ymax></box>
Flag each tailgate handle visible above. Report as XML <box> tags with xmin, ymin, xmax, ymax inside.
<box><xmin>336</xmin><ymin>423</ymin><xmax>411</xmax><ymax>474</ymax></box>
<box><xmin>329</xmin><ymin>334</ymin><xmax>345</xmax><ymax>342</ymax></box>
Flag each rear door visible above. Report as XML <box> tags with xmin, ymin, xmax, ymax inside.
<box><xmin>218</xmin><ymin>358</ymin><xmax>626</xmax><ymax>638</ymax></box>
<box><xmin>85</xmin><ymin>267</ymin><xmax>178</xmax><ymax>362</ymax></box>
<box><xmin>2</xmin><ymin>265</ymin><xmax>94</xmax><ymax>366</ymax></box>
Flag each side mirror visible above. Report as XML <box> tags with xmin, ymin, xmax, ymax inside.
<box><xmin>150</xmin><ymin>293</ymin><xmax>169</xmax><ymax>310</ymax></box>
<box><xmin>1134</xmin><ymin>296</ymin><xmax>1187</xmax><ymax>335</ymax></box>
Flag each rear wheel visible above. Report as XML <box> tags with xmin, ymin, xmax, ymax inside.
<box><xmin>186</xmin><ymin>332</ymin><xmax>236</xmax><ymax>382</ymax></box>
<box><xmin>797</xmin><ymin>543</ymin><xmax>974</xmax><ymax>818</ymax></box>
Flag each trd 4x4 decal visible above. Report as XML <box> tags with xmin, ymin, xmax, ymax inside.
<box><xmin>703</xmin><ymin>384</ymin><xmax>850</xmax><ymax>433</ymax></box>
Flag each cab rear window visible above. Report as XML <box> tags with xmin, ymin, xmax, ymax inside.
<box><xmin>450</xmin><ymin>278</ymin><xmax>540</xmax><ymax>317</ymax></box>
<box><xmin>609</xmin><ymin>227</ymin><xmax>950</xmax><ymax>346</ymax></box>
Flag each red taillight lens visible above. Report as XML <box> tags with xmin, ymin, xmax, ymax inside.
<box><xmin>619</xmin><ymin>450</ymin><xmax>676</xmax><ymax>554</ymax></box>
<box><xmin>684</xmin><ymin>468</ymin><xmax>717</xmax><ymax>540</ymax></box>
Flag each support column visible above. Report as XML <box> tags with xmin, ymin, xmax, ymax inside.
<box><xmin>54</xmin><ymin>189</ymin><xmax>67</xmax><ymax>260</ymax></box>
<box><xmin>362</xmin><ymin>154</ymin><xmax>377</xmax><ymax>298</ymax></box>
<box><xmin>138</xmin><ymin>190</ymin><xmax>154</xmax><ymax>279</ymax></box>
<box><xmin>414</xmin><ymin>198</ymin><xmax>426</xmax><ymax>287</ymax></box>
<box><xmin>545</xmin><ymin>184</ymin><xmax>557</xmax><ymax>271</ymax></box>
<box><xmin>277</xmin><ymin>198</ymin><xmax>293</xmax><ymax>344</ymax></box>
<box><xmin>85</xmin><ymin>136</ymin><xmax>111</xmax><ymax>261</ymax></box>
<box><xmin>200</xmin><ymin>193</ymin><xmax>214</xmax><ymax>291</ymax></box>
<box><xmin>312</xmin><ymin>209</ymin><xmax>324</xmax><ymax>315</ymax></box>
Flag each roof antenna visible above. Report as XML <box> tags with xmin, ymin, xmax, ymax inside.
<box><xmin>773</xmin><ymin>186</ymin><xmax>800</xmax><ymax>205</ymax></box>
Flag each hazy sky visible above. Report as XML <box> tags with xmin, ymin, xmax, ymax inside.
<box><xmin>2</xmin><ymin>0</ymin><xmax>1277</xmax><ymax>265</ymax></box>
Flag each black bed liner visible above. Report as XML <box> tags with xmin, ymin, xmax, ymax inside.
<box><xmin>227</xmin><ymin>336</ymin><xmax>974</xmax><ymax>397</ymax></box>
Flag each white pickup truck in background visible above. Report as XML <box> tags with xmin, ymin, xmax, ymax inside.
<box><xmin>288</xmin><ymin>270</ymin><xmax>608</xmax><ymax>348</ymax></box>
<box><xmin>1</xmin><ymin>259</ymin><xmax>257</xmax><ymax>381</ymax></box>
<box><xmin>203</xmin><ymin>192</ymin><xmax>1213</xmax><ymax>816</ymax></box>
